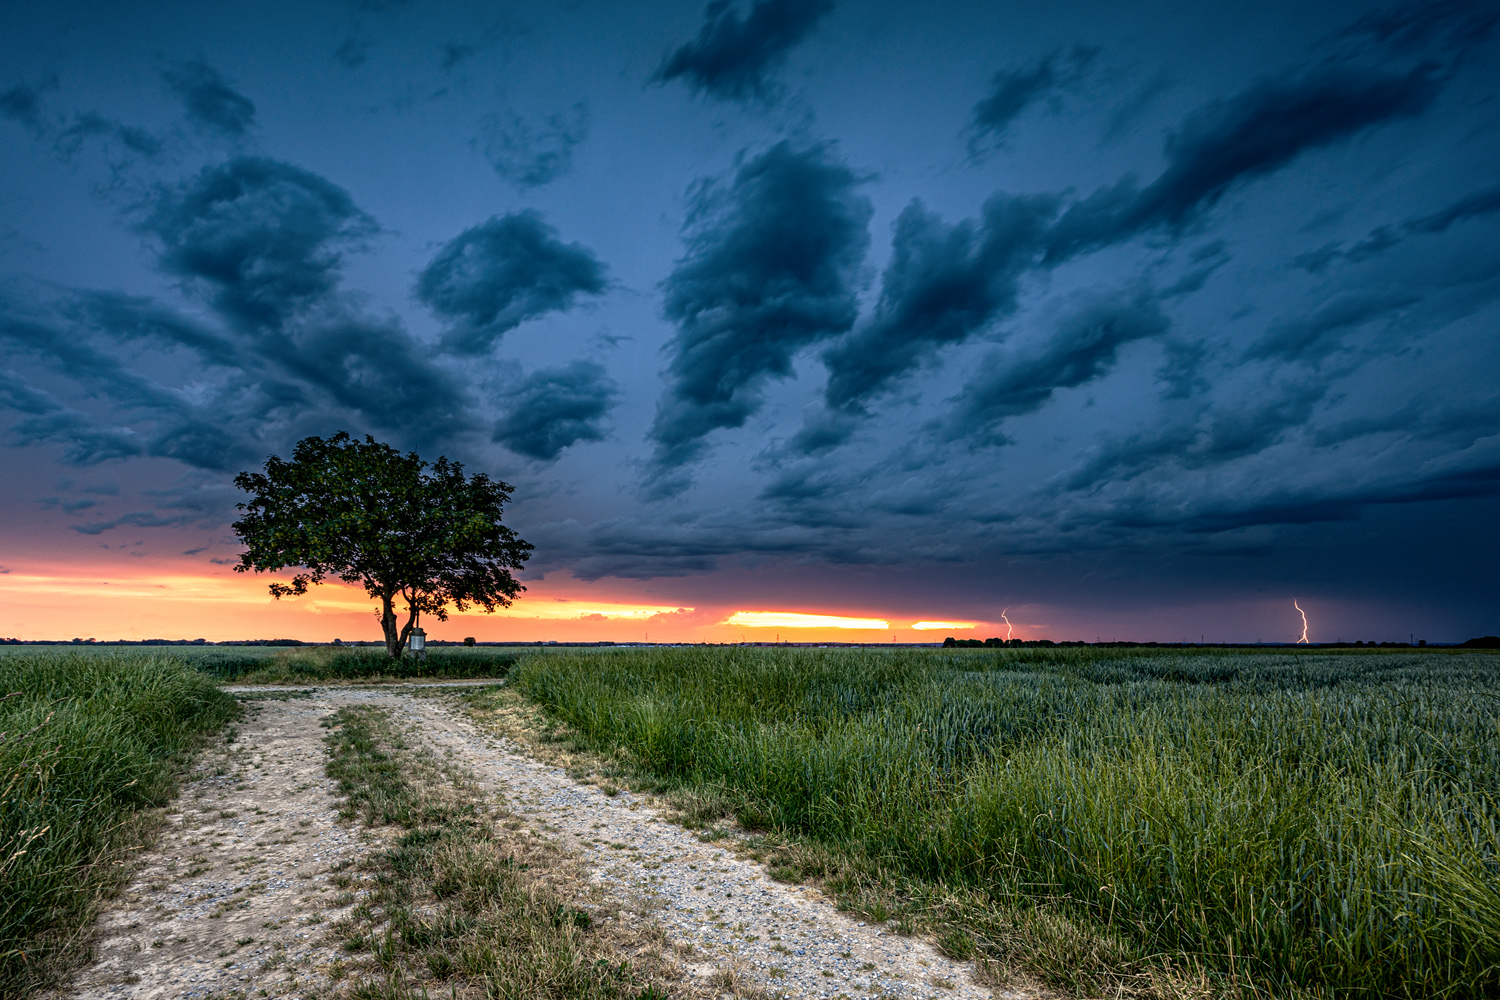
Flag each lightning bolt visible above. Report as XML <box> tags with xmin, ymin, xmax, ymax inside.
<box><xmin>1000</xmin><ymin>607</ymin><xmax>1013</xmax><ymax>641</ymax></box>
<box><xmin>1294</xmin><ymin>599</ymin><xmax>1309</xmax><ymax>644</ymax></box>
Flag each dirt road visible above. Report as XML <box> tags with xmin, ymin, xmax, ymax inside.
<box><xmin>57</xmin><ymin>685</ymin><xmax>1037</xmax><ymax>1000</ymax></box>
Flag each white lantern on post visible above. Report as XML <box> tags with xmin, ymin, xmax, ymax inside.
<box><xmin>410</xmin><ymin>626</ymin><xmax>426</xmax><ymax>661</ymax></box>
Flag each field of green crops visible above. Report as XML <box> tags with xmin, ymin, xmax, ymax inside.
<box><xmin>513</xmin><ymin>646</ymin><xmax>1500</xmax><ymax>999</ymax></box>
<box><xmin>0</xmin><ymin>652</ymin><xmax>236</xmax><ymax>996</ymax></box>
<box><xmin>0</xmin><ymin>644</ymin><xmax>519</xmax><ymax>683</ymax></box>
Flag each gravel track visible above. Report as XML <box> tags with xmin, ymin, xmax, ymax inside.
<box><xmin>392</xmin><ymin>694</ymin><xmax>1035</xmax><ymax>1000</ymax></box>
<box><xmin>57</xmin><ymin>685</ymin><xmax>1041</xmax><ymax>1000</ymax></box>
<box><xmin>54</xmin><ymin>693</ymin><xmax>376</xmax><ymax>999</ymax></box>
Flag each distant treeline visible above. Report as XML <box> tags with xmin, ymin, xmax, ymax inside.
<box><xmin>944</xmin><ymin>636</ymin><xmax>1500</xmax><ymax>648</ymax></box>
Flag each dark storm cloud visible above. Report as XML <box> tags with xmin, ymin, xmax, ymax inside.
<box><xmin>0</xmin><ymin>298</ymin><xmax>193</xmax><ymax>415</ymax></box>
<box><xmin>146</xmin><ymin>418</ymin><xmax>256</xmax><ymax>471</ymax></box>
<box><xmin>800</xmin><ymin>51</ymin><xmax>1443</xmax><ymax>450</ymax></box>
<box><xmin>819</xmin><ymin>194</ymin><xmax>1058</xmax><ymax>416</ymax></box>
<box><xmin>40</xmin><ymin>494</ymin><xmax>103</xmax><ymax>514</ymax></box>
<box><xmin>474</xmin><ymin>104</ymin><xmax>589</xmax><ymax>190</ymax></box>
<box><xmin>416</xmin><ymin>211</ymin><xmax>607</xmax><ymax>355</ymax></box>
<box><xmin>0</xmin><ymin>78</ymin><xmax>162</xmax><ymax>163</ymax></box>
<box><xmin>1407</xmin><ymin>182</ymin><xmax>1500</xmax><ymax>233</ymax></box>
<box><xmin>333</xmin><ymin>34</ymin><xmax>372</xmax><ymax>69</ymax></box>
<box><xmin>161</xmin><ymin>60</ymin><xmax>256</xmax><ymax>137</ymax></box>
<box><xmin>527</xmin><ymin>512</ymin><xmax>852</xmax><ymax>580</ymax></box>
<box><xmin>68</xmin><ymin>291</ymin><xmax>241</xmax><ymax>367</ymax></box>
<box><xmin>0</xmin><ymin>376</ymin><xmax>65</xmax><ymax>418</ymax></box>
<box><xmin>0</xmin><ymin>155</ymin><xmax>475</xmax><ymax>469</ymax></box>
<box><xmin>1311</xmin><ymin>392</ymin><xmax>1500</xmax><ymax>452</ymax></box>
<box><xmin>528</xmin><ymin>518</ymin><xmax>722</xmax><ymax>579</ymax></box>
<box><xmin>1290</xmin><ymin>182</ymin><xmax>1500</xmax><ymax>272</ymax></box>
<box><xmin>142</xmin><ymin>157</ymin><xmax>474</xmax><ymax>443</ymax></box>
<box><xmin>492</xmin><ymin>361</ymin><xmax>618</xmax><ymax>461</ymax></box>
<box><xmin>143</xmin><ymin>157</ymin><xmax>376</xmax><ymax>330</ymax></box>
<box><xmin>786</xmin><ymin>408</ymin><xmax>861</xmax><ymax>456</ymax></box>
<box><xmin>1044</xmin><ymin>64</ymin><xmax>1442</xmax><ymax>263</ymax></box>
<box><xmin>1341</xmin><ymin>0</ymin><xmax>1500</xmax><ymax>57</ymax></box>
<box><xmin>72</xmin><ymin>476</ymin><xmax>242</xmax><ymax>536</ymax></box>
<box><xmin>9</xmin><ymin>410</ymin><xmax>146</xmax><ymax>466</ymax></box>
<box><xmin>1082</xmin><ymin>452</ymin><xmax>1500</xmax><ymax>535</ymax></box>
<box><xmin>1293</xmin><ymin>242</ymin><xmax>1345</xmax><ymax>274</ymax></box>
<box><xmin>53</xmin><ymin>113</ymin><xmax>163</xmax><ymax>161</ymax></box>
<box><xmin>1061</xmin><ymin>379</ymin><xmax>1330</xmax><ymax>492</ymax></box>
<box><xmin>942</xmin><ymin>291</ymin><xmax>1169</xmax><ymax>445</ymax></box>
<box><xmin>652</xmin><ymin>0</ymin><xmax>835</xmax><ymax>102</ymax></box>
<box><xmin>5</xmin><ymin>275</ymin><xmax>469</xmax><ymax>472</ymax></box>
<box><xmin>1246</xmin><ymin>290</ymin><xmax>1417</xmax><ymax>362</ymax></box>
<box><xmin>0</xmin><ymin>293</ymin><xmax>273</xmax><ymax>470</ymax></box>
<box><xmin>649</xmin><ymin>142</ymin><xmax>871</xmax><ymax>477</ymax></box>
<box><xmin>258</xmin><ymin>316</ymin><xmax>472</xmax><ymax>445</ymax></box>
<box><xmin>0</xmin><ymin>76</ymin><xmax>56</xmax><ymax>136</ymax></box>
<box><xmin>0</xmin><ymin>375</ymin><xmax>147</xmax><ymax>467</ymax></box>
<box><xmin>968</xmin><ymin>45</ymin><xmax>1098</xmax><ymax>151</ymax></box>
<box><xmin>1154</xmin><ymin>338</ymin><xmax>1210</xmax><ymax>400</ymax></box>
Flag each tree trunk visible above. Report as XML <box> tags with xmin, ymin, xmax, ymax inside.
<box><xmin>380</xmin><ymin>593</ymin><xmax>404</xmax><ymax>658</ymax></box>
<box><xmin>379</xmin><ymin>590</ymin><xmax>421</xmax><ymax>659</ymax></box>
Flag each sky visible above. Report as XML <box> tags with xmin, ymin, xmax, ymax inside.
<box><xmin>2</xmin><ymin>0</ymin><xmax>1498</xmax><ymax>644</ymax></box>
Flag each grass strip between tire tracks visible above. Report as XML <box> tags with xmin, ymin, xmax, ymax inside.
<box><xmin>320</xmin><ymin>703</ymin><xmax>689</xmax><ymax>1000</ymax></box>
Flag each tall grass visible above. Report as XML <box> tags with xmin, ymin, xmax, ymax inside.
<box><xmin>514</xmin><ymin>647</ymin><xmax>1500</xmax><ymax>998</ymax></box>
<box><xmin>220</xmin><ymin>647</ymin><xmax>519</xmax><ymax>684</ymax></box>
<box><xmin>0</xmin><ymin>652</ymin><xmax>236</xmax><ymax>995</ymax></box>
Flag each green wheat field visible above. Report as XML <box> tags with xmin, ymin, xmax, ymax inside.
<box><xmin>3</xmin><ymin>644</ymin><xmax>1497</xmax><ymax>998</ymax></box>
<box><xmin>513</xmin><ymin>646</ymin><xmax>1500</xmax><ymax>998</ymax></box>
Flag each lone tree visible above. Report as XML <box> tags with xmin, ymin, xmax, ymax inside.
<box><xmin>232</xmin><ymin>432</ymin><xmax>533</xmax><ymax>658</ymax></box>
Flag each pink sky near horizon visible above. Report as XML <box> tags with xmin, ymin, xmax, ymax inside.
<box><xmin>0</xmin><ymin>554</ymin><xmax>1016</xmax><ymax>644</ymax></box>
<box><xmin>0</xmin><ymin>546</ymin><xmax>1359</xmax><ymax>645</ymax></box>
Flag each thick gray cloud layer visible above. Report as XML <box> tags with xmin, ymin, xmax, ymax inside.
<box><xmin>0</xmin><ymin>2</ymin><xmax>1497</xmax><ymax>634</ymax></box>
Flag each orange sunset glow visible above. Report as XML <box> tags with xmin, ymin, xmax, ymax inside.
<box><xmin>0</xmin><ymin>556</ymin><xmax>1009</xmax><ymax>644</ymax></box>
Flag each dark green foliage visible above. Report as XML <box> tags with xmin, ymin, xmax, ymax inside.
<box><xmin>514</xmin><ymin>646</ymin><xmax>1500</xmax><ymax>999</ymax></box>
<box><xmin>233</xmin><ymin>432</ymin><xmax>532</xmax><ymax>657</ymax></box>
<box><xmin>0</xmin><ymin>652</ymin><xmax>235</xmax><ymax>995</ymax></box>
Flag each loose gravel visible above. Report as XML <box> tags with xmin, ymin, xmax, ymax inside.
<box><xmin>391</xmin><ymin>694</ymin><xmax>1042</xmax><ymax>1000</ymax></box>
<box><xmin>57</xmin><ymin>684</ymin><xmax>1045</xmax><ymax>1000</ymax></box>
<box><xmin>53</xmin><ymin>693</ymin><xmax>379</xmax><ymax>1000</ymax></box>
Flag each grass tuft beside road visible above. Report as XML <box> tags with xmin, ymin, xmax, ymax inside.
<box><xmin>0</xmin><ymin>651</ymin><xmax>236</xmax><ymax>996</ymax></box>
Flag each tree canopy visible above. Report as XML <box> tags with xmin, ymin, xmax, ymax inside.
<box><xmin>232</xmin><ymin>432</ymin><xmax>533</xmax><ymax>657</ymax></box>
